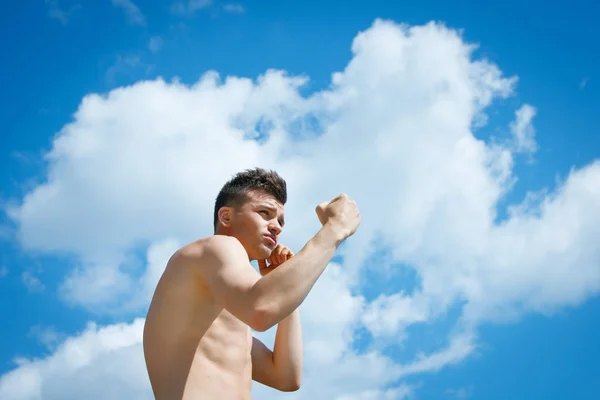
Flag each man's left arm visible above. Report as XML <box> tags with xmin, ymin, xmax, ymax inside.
<box><xmin>251</xmin><ymin>244</ymin><xmax>303</xmax><ymax>392</ymax></box>
<box><xmin>251</xmin><ymin>309</ymin><xmax>302</xmax><ymax>391</ymax></box>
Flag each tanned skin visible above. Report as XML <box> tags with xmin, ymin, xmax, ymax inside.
<box><xmin>143</xmin><ymin>191</ymin><xmax>360</xmax><ymax>399</ymax></box>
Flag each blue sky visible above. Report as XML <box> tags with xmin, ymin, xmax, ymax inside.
<box><xmin>1</xmin><ymin>0</ymin><xmax>599</xmax><ymax>399</ymax></box>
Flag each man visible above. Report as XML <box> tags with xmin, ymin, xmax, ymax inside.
<box><xmin>143</xmin><ymin>168</ymin><xmax>361</xmax><ymax>399</ymax></box>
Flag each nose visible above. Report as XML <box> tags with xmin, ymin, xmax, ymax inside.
<box><xmin>269</xmin><ymin>221</ymin><xmax>282</xmax><ymax>236</ymax></box>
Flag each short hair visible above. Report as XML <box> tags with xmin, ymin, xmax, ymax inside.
<box><xmin>213</xmin><ymin>168</ymin><xmax>287</xmax><ymax>231</ymax></box>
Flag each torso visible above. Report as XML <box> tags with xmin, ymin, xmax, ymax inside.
<box><xmin>143</xmin><ymin>239</ymin><xmax>253</xmax><ymax>399</ymax></box>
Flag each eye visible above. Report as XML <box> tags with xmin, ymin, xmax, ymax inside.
<box><xmin>259</xmin><ymin>210</ymin><xmax>269</xmax><ymax>216</ymax></box>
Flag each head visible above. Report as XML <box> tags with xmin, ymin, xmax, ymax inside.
<box><xmin>213</xmin><ymin>168</ymin><xmax>287</xmax><ymax>261</ymax></box>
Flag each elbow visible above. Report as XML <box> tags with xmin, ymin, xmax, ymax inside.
<box><xmin>248</xmin><ymin>306</ymin><xmax>276</xmax><ymax>333</ymax></box>
<box><xmin>280</xmin><ymin>377</ymin><xmax>302</xmax><ymax>392</ymax></box>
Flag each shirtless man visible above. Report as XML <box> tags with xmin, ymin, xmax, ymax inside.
<box><xmin>143</xmin><ymin>168</ymin><xmax>360</xmax><ymax>399</ymax></box>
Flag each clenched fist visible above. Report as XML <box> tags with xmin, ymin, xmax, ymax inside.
<box><xmin>315</xmin><ymin>193</ymin><xmax>361</xmax><ymax>242</ymax></box>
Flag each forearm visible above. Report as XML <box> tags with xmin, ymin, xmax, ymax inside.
<box><xmin>252</xmin><ymin>224</ymin><xmax>341</xmax><ymax>330</ymax></box>
<box><xmin>272</xmin><ymin>308</ymin><xmax>302</xmax><ymax>389</ymax></box>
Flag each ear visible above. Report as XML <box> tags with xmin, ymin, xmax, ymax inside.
<box><xmin>217</xmin><ymin>207</ymin><xmax>234</xmax><ymax>228</ymax></box>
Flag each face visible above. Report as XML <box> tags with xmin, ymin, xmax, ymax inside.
<box><xmin>218</xmin><ymin>190</ymin><xmax>285</xmax><ymax>261</ymax></box>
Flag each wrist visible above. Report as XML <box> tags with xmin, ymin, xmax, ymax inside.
<box><xmin>318</xmin><ymin>223</ymin><xmax>345</xmax><ymax>248</ymax></box>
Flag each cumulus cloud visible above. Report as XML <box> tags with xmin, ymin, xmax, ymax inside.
<box><xmin>4</xmin><ymin>18</ymin><xmax>600</xmax><ymax>398</ymax></box>
<box><xmin>58</xmin><ymin>239</ymin><xmax>180</xmax><ymax>315</ymax></box>
<box><xmin>0</xmin><ymin>320</ymin><xmax>151</xmax><ymax>400</ymax></box>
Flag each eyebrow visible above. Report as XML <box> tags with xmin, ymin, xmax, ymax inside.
<box><xmin>260</xmin><ymin>204</ymin><xmax>285</xmax><ymax>227</ymax></box>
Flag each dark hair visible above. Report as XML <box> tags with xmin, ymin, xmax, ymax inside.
<box><xmin>213</xmin><ymin>168</ymin><xmax>287</xmax><ymax>231</ymax></box>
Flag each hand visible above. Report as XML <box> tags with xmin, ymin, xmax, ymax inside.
<box><xmin>315</xmin><ymin>193</ymin><xmax>361</xmax><ymax>241</ymax></box>
<box><xmin>258</xmin><ymin>244</ymin><xmax>294</xmax><ymax>276</ymax></box>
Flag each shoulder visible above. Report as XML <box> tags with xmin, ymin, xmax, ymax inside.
<box><xmin>174</xmin><ymin>235</ymin><xmax>248</xmax><ymax>266</ymax></box>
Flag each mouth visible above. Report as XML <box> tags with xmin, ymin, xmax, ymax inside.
<box><xmin>264</xmin><ymin>235</ymin><xmax>277</xmax><ymax>246</ymax></box>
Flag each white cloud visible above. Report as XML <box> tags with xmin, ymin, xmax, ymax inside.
<box><xmin>509</xmin><ymin>104</ymin><xmax>537</xmax><ymax>154</ymax></box>
<box><xmin>4</xmin><ymin>18</ymin><xmax>600</xmax><ymax>398</ymax></box>
<box><xmin>361</xmin><ymin>292</ymin><xmax>429</xmax><ymax>338</ymax></box>
<box><xmin>396</xmin><ymin>332</ymin><xmax>476</xmax><ymax>377</ymax></box>
<box><xmin>112</xmin><ymin>0</ymin><xmax>146</xmax><ymax>26</ymax></box>
<box><xmin>58</xmin><ymin>238</ymin><xmax>181</xmax><ymax>316</ymax></box>
<box><xmin>252</xmin><ymin>262</ymin><xmax>403</xmax><ymax>399</ymax></box>
<box><xmin>0</xmin><ymin>320</ymin><xmax>151</xmax><ymax>400</ymax></box>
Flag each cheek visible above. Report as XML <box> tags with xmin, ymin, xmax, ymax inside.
<box><xmin>242</xmin><ymin>219</ymin><xmax>262</xmax><ymax>236</ymax></box>
<box><xmin>251</xmin><ymin>216</ymin><xmax>265</xmax><ymax>228</ymax></box>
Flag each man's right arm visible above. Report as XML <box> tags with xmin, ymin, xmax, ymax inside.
<box><xmin>180</xmin><ymin>224</ymin><xmax>344</xmax><ymax>332</ymax></box>
<box><xmin>249</xmin><ymin>223</ymin><xmax>343</xmax><ymax>331</ymax></box>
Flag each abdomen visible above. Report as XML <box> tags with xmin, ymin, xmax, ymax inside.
<box><xmin>183</xmin><ymin>311</ymin><xmax>253</xmax><ymax>399</ymax></box>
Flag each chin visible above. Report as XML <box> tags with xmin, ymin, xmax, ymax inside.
<box><xmin>258</xmin><ymin>244</ymin><xmax>273</xmax><ymax>258</ymax></box>
<box><xmin>246</xmin><ymin>245</ymin><xmax>271</xmax><ymax>261</ymax></box>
